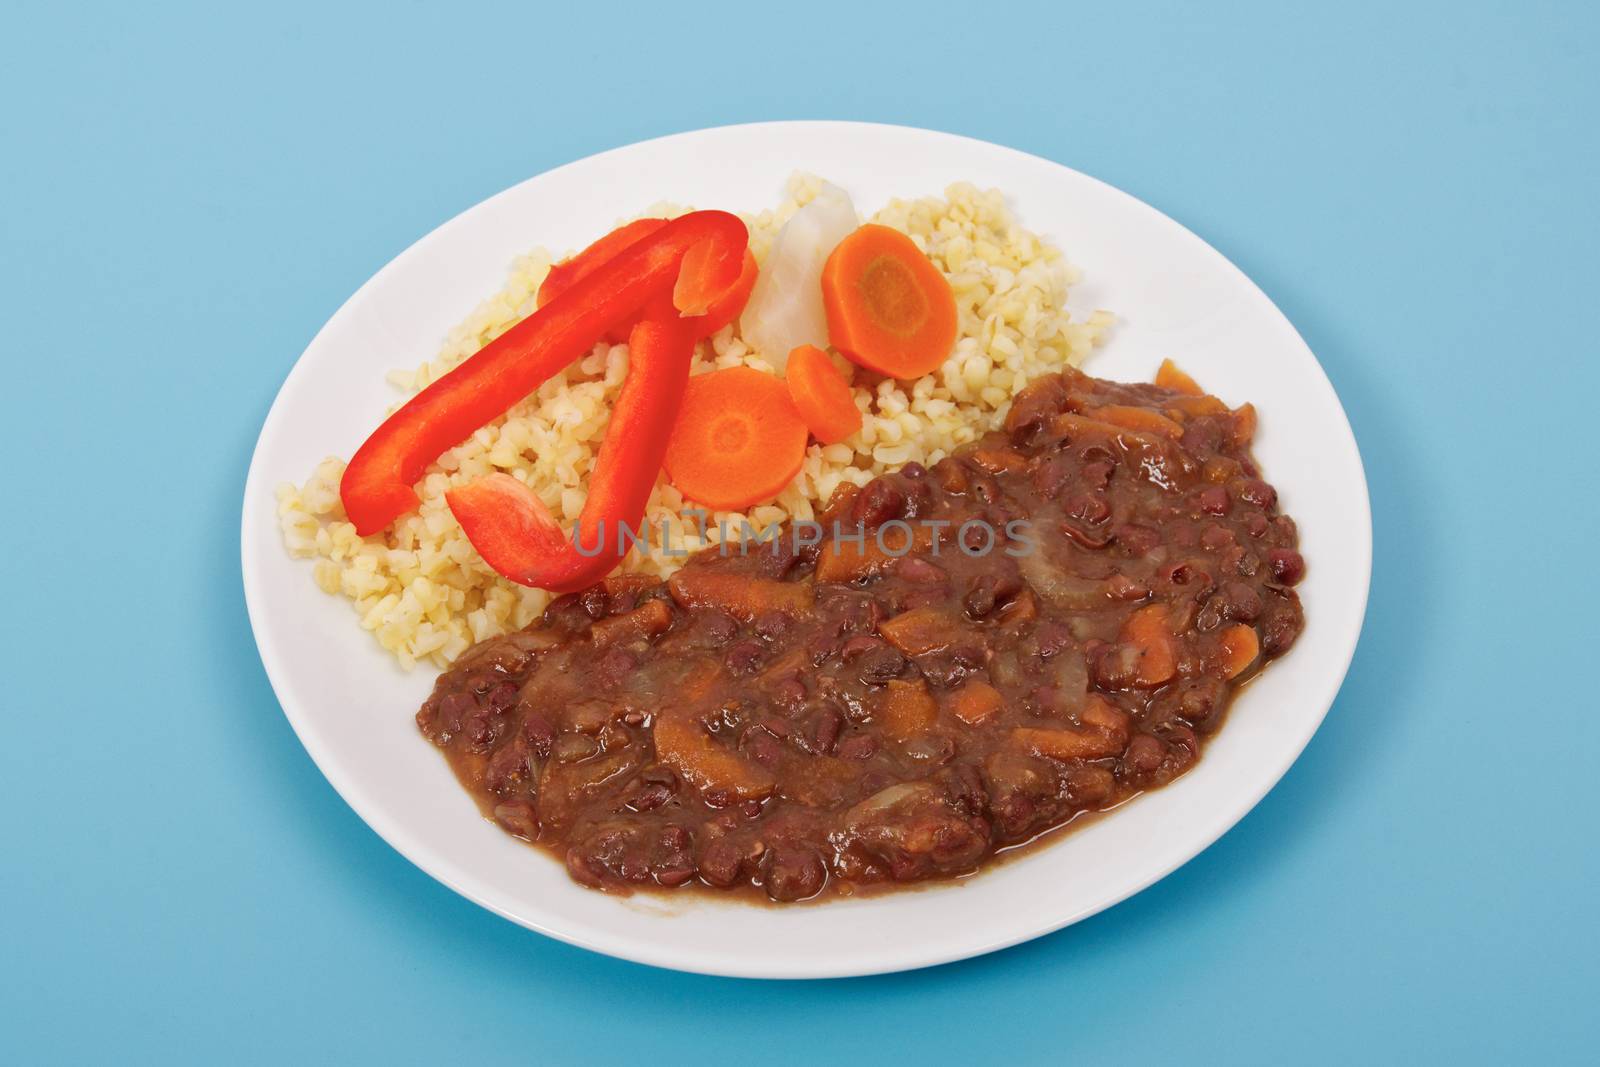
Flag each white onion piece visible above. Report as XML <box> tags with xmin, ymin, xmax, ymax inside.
<box><xmin>1019</xmin><ymin>551</ymin><xmax>1108</xmax><ymax>610</ymax></box>
<box><xmin>738</xmin><ymin>182</ymin><xmax>859</xmax><ymax>372</ymax></box>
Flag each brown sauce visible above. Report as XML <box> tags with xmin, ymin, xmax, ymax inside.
<box><xmin>416</xmin><ymin>366</ymin><xmax>1306</xmax><ymax>902</ymax></box>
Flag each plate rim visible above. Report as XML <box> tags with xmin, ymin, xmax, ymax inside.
<box><xmin>241</xmin><ymin>119</ymin><xmax>1372</xmax><ymax>979</ymax></box>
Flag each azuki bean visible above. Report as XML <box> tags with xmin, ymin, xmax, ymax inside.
<box><xmin>1267</xmin><ymin>548</ymin><xmax>1306</xmax><ymax>585</ymax></box>
<box><xmin>697</xmin><ymin>838</ymin><xmax>744</xmax><ymax>887</ymax></box>
<box><xmin>856</xmin><ymin>646</ymin><xmax>907</xmax><ymax>685</ymax></box>
<box><xmin>1198</xmin><ymin>485</ymin><xmax>1230</xmax><ymax>515</ymax></box>
<box><xmin>740</xmin><ymin>726</ymin><xmax>784</xmax><ymax>767</ymax></box>
<box><xmin>764</xmin><ymin>847</ymin><xmax>827</xmax><ymax>901</ymax></box>
<box><xmin>754</xmin><ymin>610</ymin><xmax>793</xmax><ymax>642</ymax></box>
<box><xmin>1235</xmin><ymin>479</ymin><xmax>1277</xmax><ymax>509</ymax></box>
<box><xmin>851</xmin><ymin>479</ymin><xmax>907</xmax><ymax>529</ymax></box>
<box><xmin>724</xmin><ymin>639</ymin><xmax>765</xmax><ymax>674</ymax></box>
<box><xmin>700</xmin><ymin>611</ymin><xmax>738</xmax><ymax>646</ymax></box>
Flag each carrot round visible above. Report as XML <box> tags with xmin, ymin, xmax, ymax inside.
<box><xmin>785</xmin><ymin>345</ymin><xmax>861</xmax><ymax>445</ymax></box>
<box><xmin>948</xmin><ymin>679</ymin><xmax>1004</xmax><ymax>726</ymax></box>
<box><xmin>1231</xmin><ymin>402</ymin><xmax>1258</xmax><ymax>447</ymax></box>
<box><xmin>664</xmin><ymin>367</ymin><xmax>808</xmax><ymax>510</ymax></box>
<box><xmin>1218</xmin><ymin>623</ymin><xmax>1260</xmax><ymax>679</ymax></box>
<box><xmin>1120</xmin><ymin>604</ymin><xmax>1177</xmax><ymax>687</ymax></box>
<box><xmin>1155</xmin><ymin>358</ymin><xmax>1204</xmax><ymax>396</ymax></box>
<box><xmin>821</xmin><ymin>223</ymin><xmax>957</xmax><ymax>379</ymax></box>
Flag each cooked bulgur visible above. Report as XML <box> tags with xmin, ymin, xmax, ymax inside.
<box><xmin>277</xmin><ymin>175</ymin><xmax>1113</xmax><ymax>669</ymax></box>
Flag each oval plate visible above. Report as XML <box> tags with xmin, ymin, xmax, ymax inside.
<box><xmin>242</xmin><ymin>121</ymin><xmax>1370</xmax><ymax>979</ymax></box>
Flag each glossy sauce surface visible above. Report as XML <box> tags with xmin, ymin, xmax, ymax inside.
<box><xmin>417</xmin><ymin>367</ymin><xmax>1305</xmax><ymax>901</ymax></box>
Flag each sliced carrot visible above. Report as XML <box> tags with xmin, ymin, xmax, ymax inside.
<box><xmin>1167</xmin><ymin>393</ymin><xmax>1230</xmax><ymax>417</ymax></box>
<box><xmin>1155</xmin><ymin>358</ymin><xmax>1204</xmax><ymax>396</ymax></box>
<box><xmin>1218</xmin><ymin>624</ymin><xmax>1260</xmax><ymax>679</ymax></box>
<box><xmin>948</xmin><ymin>680</ymin><xmax>1005</xmax><ymax>726</ymax></box>
<box><xmin>816</xmin><ymin>481</ymin><xmax>861</xmax><ymax>528</ymax></box>
<box><xmin>878</xmin><ymin>679</ymin><xmax>939</xmax><ymax>741</ymax></box>
<box><xmin>663</xmin><ymin>367</ymin><xmax>808</xmax><ymax>510</ymax></box>
<box><xmin>1203</xmin><ymin>456</ymin><xmax>1242</xmax><ymax>484</ymax></box>
<box><xmin>1120</xmin><ymin>604</ymin><xmax>1177</xmax><ymax>687</ymax></box>
<box><xmin>653</xmin><ymin>709</ymin><xmax>775</xmax><ymax>802</ymax></box>
<box><xmin>601</xmin><ymin>572</ymin><xmax>658</xmax><ymax>600</ymax></box>
<box><xmin>641</xmin><ymin>661</ymin><xmax>774</xmax><ymax>802</ymax></box>
<box><xmin>590</xmin><ymin>598</ymin><xmax>672</xmax><ymax>649</ymax></box>
<box><xmin>968</xmin><ymin>447</ymin><xmax>1029</xmax><ymax>475</ymax></box>
<box><xmin>878</xmin><ymin>606</ymin><xmax>965</xmax><ymax>657</ymax></box>
<box><xmin>785</xmin><ymin>345</ymin><xmax>862</xmax><ymax>445</ymax></box>
<box><xmin>822</xmin><ymin>223</ymin><xmax>958</xmax><ymax>379</ymax></box>
<box><xmin>1080</xmin><ymin>696</ymin><xmax>1132</xmax><ymax>736</ymax></box>
<box><xmin>1012</xmin><ymin>696</ymin><xmax>1130</xmax><ymax>760</ymax></box>
<box><xmin>667</xmin><ymin>569</ymin><xmax>814</xmax><ymax>621</ymax></box>
<box><xmin>1084</xmin><ymin>404</ymin><xmax>1185</xmax><ymax>438</ymax></box>
<box><xmin>814</xmin><ymin>525</ymin><xmax>937</xmax><ymax>584</ymax></box>
<box><xmin>1051</xmin><ymin>412</ymin><xmax>1164</xmax><ymax>450</ymax></box>
<box><xmin>1231</xmin><ymin>402</ymin><xmax>1258</xmax><ymax>447</ymax></box>
<box><xmin>996</xmin><ymin>588</ymin><xmax>1037</xmax><ymax>629</ymax></box>
<box><xmin>757</xmin><ymin>648</ymin><xmax>810</xmax><ymax>684</ymax></box>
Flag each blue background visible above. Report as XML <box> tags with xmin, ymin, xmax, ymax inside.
<box><xmin>3</xmin><ymin>1</ymin><xmax>1595</xmax><ymax>1062</ymax></box>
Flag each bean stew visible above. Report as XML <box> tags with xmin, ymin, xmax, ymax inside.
<box><xmin>416</xmin><ymin>365</ymin><xmax>1305</xmax><ymax>901</ymax></box>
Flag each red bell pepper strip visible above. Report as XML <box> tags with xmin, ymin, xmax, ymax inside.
<box><xmin>537</xmin><ymin>218</ymin><xmax>759</xmax><ymax>344</ymax></box>
<box><xmin>445</xmin><ymin>316</ymin><xmax>693</xmax><ymax>593</ymax></box>
<box><xmin>687</xmin><ymin>245</ymin><xmax>758</xmax><ymax>336</ymax></box>
<box><xmin>339</xmin><ymin>210</ymin><xmax>749</xmax><ymax>536</ymax></box>
<box><xmin>538</xmin><ymin>218</ymin><xmax>669</xmax><ymax>344</ymax></box>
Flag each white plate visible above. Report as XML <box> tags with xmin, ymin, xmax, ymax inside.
<box><xmin>242</xmin><ymin>121</ymin><xmax>1370</xmax><ymax>979</ymax></box>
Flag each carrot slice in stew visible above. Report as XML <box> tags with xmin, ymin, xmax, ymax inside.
<box><xmin>785</xmin><ymin>344</ymin><xmax>862</xmax><ymax>445</ymax></box>
<box><xmin>589</xmin><ymin>598</ymin><xmax>673</xmax><ymax>649</ymax></box>
<box><xmin>666</xmin><ymin>569</ymin><xmax>814</xmax><ymax>622</ymax></box>
<box><xmin>663</xmin><ymin>366</ymin><xmax>809</xmax><ymax>510</ymax></box>
<box><xmin>653</xmin><ymin>711</ymin><xmax>776</xmax><ymax>802</ymax></box>
<box><xmin>1120</xmin><ymin>604</ymin><xmax>1178</xmax><ymax>687</ymax></box>
<box><xmin>996</xmin><ymin>588</ymin><xmax>1038</xmax><ymax>629</ymax></box>
<box><xmin>650</xmin><ymin>664</ymin><xmax>775</xmax><ymax>802</ymax></box>
<box><xmin>1084</xmin><ymin>404</ymin><xmax>1186</xmax><ymax>438</ymax></box>
<box><xmin>877</xmin><ymin>606</ymin><xmax>966</xmax><ymax>657</ymax></box>
<box><xmin>948</xmin><ymin>679</ymin><xmax>1005</xmax><ymax>726</ymax></box>
<box><xmin>1231</xmin><ymin>402</ymin><xmax>1258</xmax><ymax>447</ymax></box>
<box><xmin>878</xmin><ymin>679</ymin><xmax>939</xmax><ymax>741</ymax></box>
<box><xmin>1218</xmin><ymin>623</ymin><xmax>1260</xmax><ymax>679</ymax></box>
<box><xmin>968</xmin><ymin>447</ymin><xmax>1029</xmax><ymax>475</ymax></box>
<box><xmin>1051</xmin><ymin>412</ymin><xmax>1166</xmax><ymax>451</ymax></box>
<box><xmin>1013</xmin><ymin>698</ymin><xmax>1131</xmax><ymax>761</ymax></box>
<box><xmin>814</xmin><ymin>525</ymin><xmax>937</xmax><ymax>584</ymax></box>
<box><xmin>1155</xmin><ymin>358</ymin><xmax>1204</xmax><ymax>396</ymax></box>
<box><xmin>601</xmin><ymin>572</ymin><xmax>658</xmax><ymax>599</ymax></box>
<box><xmin>1167</xmin><ymin>393</ymin><xmax>1231</xmax><ymax>417</ymax></box>
<box><xmin>821</xmin><ymin>223</ymin><xmax>958</xmax><ymax>379</ymax></box>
